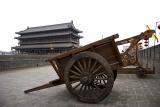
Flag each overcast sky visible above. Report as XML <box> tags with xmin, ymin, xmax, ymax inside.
<box><xmin>0</xmin><ymin>0</ymin><xmax>160</xmax><ymax>51</ymax></box>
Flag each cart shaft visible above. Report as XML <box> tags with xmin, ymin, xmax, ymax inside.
<box><xmin>24</xmin><ymin>79</ymin><xmax>64</xmax><ymax>93</ymax></box>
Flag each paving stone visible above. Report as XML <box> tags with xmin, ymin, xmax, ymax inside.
<box><xmin>0</xmin><ymin>66</ymin><xmax>160</xmax><ymax>107</ymax></box>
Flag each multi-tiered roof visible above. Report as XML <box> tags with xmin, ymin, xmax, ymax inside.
<box><xmin>12</xmin><ymin>21</ymin><xmax>83</xmax><ymax>54</ymax></box>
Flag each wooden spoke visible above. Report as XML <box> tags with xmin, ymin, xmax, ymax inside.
<box><xmin>73</xmin><ymin>82</ymin><xmax>81</xmax><ymax>90</ymax></box>
<box><xmin>102</xmin><ymin>73</ymin><xmax>106</xmax><ymax>77</ymax></box>
<box><xmin>98</xmin><ymin>76</ymin><xmax>101</xmax><ymax>83</ymax></box>
<box><xmin>101</xmin><ymin>75</ymin><xmax>107</xmax><ymax>84</ymax></box>
<box><xmin>90</xmin><ymin>60</ymin><xmax>97</xmax><ymax>73</ymax></box>
<box><xmin>73</xmin><ymin>65</ymin><xmax>82</xmax><ymax>74</ymax></box>
<box><xmin>87</xmin><ymin>85</ymin><xmax>90</xmax><ymax>91</ymax></box>
<box><xmin>82</xmin><ymin>58</ymin><xmax>87</xmax><ymax>71</ymax></box>
<box><xmin>83</xmin><ymin>85</ymin><xmax>87</xmax><ymax>97</ymax></box>
<box><xmin>70</xmin><ymin>80</ymin><xmax>80</xmax><ymax>84</ymax></box>
<box><xmin>92</xmin><ymin>65</ymin><xmax>103</xmax><ymax>74</ymax></box>
<box><xmin>99</xmin><ymin>77</ymin><xmax>102</xmax><ymax>83</ymax></box>
<box><xmin>86</xmin><ymin>85</ymin><xmax>90</xmax><ymax>97</ymax></box>
<box><xmin>88</xmin><ymin>85</ymin><xmax>92</xmax><ymax>97</ymax></box>
<box><xmin>88</xmin><ymin>58</ymin><xmax>92</xmax><ymax>72</ymax></box>
<box><xmin>95</xmin><ymin>71</ymin><xmax>105</xmax><ymax>76</ymax></box>
<box><xmin>70</xmin><ymin>75</ymin><xmax>80</xmax><ymax>79</ymax></box>
<box><xmin>70</xmin><ymin>70</ymin><xmax>81</xmax><ymax>76</ymax></box>
<box><xmin>88</xmin><ymin>85</ymin><xmax>95</xmax><ymax>98</ymax></box>
<box><xmin>77</xmin><ymin>60</ymin><xmax>84</xmax><ymax>72</ymax></box>
<box><xmin>102</xmin><ymin>74</ymin><xmax>108</xmax><ymax>79</ymax></box>
<box><xmin>79</xmin><ymin>84</ymin><xmax>84</xmax><ymax>94</ymax></box>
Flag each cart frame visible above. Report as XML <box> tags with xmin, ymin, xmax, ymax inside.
<box><xmin>24</xmin><ymin>32</ymin><xmax>154</xmax><ymax>103</ymax></box>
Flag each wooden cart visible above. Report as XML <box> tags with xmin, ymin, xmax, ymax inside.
<box><xmin>25</xmin><ymin>34</ymin><xmax>122</xmax><ymax>103</ymax></box>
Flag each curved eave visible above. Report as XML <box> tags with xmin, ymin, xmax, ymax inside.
<box><xmin>15</xmin><ymin>33</ymin><xmax>83</xmax><ymax>39</ymax></box>
<box><xmin>16</xmin><ymin>28</ymin><xmax>82</xmax><ymax>35</ymax></box>
<box><xmin>80</xmin><ymin>36</ymin><xmax>83</xmax><ymax>38</ymax></box>
<box><xmin>72</xmin><ymin>28</ymin><xmax>83</xmax><ymax>33</ymax></box>
<box><xmin>72</xmin><ymin>34</ymin><xmax>83</xmax><ymax>38</ymax></box>
<box><xmin>70</xmin><ymin>24</ymin><xmax>82</xmax><ymax>33</ymax></box>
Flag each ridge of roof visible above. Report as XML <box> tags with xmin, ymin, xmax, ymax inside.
<box><xmin>16</xmin><ymin>21</ymin><xmax>82</xmax><ymax>34</ymax></box>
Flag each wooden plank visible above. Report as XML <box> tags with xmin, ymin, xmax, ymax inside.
<box><xmin>112</xmin><ymin>40</ymin><xmax>123</xmax><ymax>66</ymax></box>
<box><xmin>48</xmin><ymin>34</ymin><xmax>119</xmax><ymax>61</ymax></box>
<box><xmin>24</xmin><ymin>79</ymin><xmax>64</xmax><ymax>93</ymax></box>
<box><xmin>54</xmin><ymin>59</ymin><xmax>64</xmax><ymax>80</ymax></box>
<box><xmin>91</xmin><ymin>46</ymin><xmax>96</xmax><ymax>52</ymax></box>
<box><xmin>49</xmin><ymin>61</ymin><xmax>63</xmax><ymax>80</ymax></box>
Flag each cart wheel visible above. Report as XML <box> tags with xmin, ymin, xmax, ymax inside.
<box><xmin>64</xmin><ymin>51</ymin><xmax>114</xmax><ymax>103</ymax></box>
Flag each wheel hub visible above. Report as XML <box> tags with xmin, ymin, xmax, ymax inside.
<box><xmin>80</xmin><ymin>74</ymin><xmax>93</xmax><ymax>85</ymax></box>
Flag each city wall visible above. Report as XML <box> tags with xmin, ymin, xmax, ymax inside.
<box><xmin>138</xmin><ymin>44</ymin><xmax>160</xmax><ymax>74</ymax></box>
<box><xmin>0</xmin><ymin>55</ymin><xmax>54</xmax><ymax>71</ymax></box>
<box><xmin>0</xmin><ymin>45</ymin><xmax>160</xmax><ymax>73</ymax></box>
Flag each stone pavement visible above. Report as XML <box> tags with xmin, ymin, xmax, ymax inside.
<box><xmin>0</xmin><ymin>66</ymin><xmax>160</xmax><ymax>107</ymax></box>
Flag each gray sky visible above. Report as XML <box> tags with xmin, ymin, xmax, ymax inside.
<box><xmin>0</xmin><ymin>0</ymin><xmax>160</xmax><ymax>51</ymax></box>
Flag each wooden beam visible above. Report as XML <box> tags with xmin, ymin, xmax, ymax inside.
<box><xmin>24</xmin><ymin>79</ymin><xmax>64</xmax><ymax>93</ymax></box>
